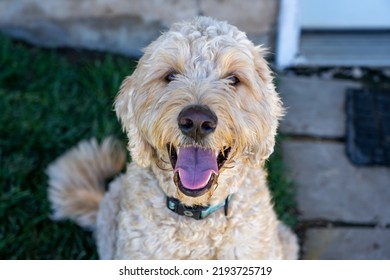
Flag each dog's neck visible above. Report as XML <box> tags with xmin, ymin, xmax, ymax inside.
<box><xmin>150</xmin><ymin>161</ymin><xmax>233</xmax><ymax>219</ymax></box>
<box><xmin>166</xmin><ymin>195</ymin><xmax>231</xmax><ymax>220</ymax></box>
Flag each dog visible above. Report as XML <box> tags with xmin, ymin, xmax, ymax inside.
<box><xmin>47</xmin><ymin>17</ymin><xmax>298</xmax><ymax>259</ymax></box>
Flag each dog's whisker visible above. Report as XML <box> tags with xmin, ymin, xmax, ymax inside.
<box><xmin>222</xmin><ymin>164</ymin><xmax>235</xmax><ymax>170</ymax></box>
<box><xmin>159</xmin><ymin>157</ymin><xmax>171</xmax><ymax>165</ymax></box>
<box><xmin>155</xmin><ymin>159</ymin><xmax>173</xmax><ymax>171</ymax></box>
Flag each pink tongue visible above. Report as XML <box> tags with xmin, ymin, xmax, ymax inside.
<box><xmin>174</xmin><ymin>147</ymin><xmax>218</xmax><ymax>190</ymax></box>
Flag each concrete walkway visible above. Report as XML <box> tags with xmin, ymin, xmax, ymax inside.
<box><xmin>277</xmin><ymin>76</ymin><xmax>390</xmax><ymax>260</ymax></box>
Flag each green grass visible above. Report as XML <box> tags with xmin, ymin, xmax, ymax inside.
<box><xmin>0</xmin><ymin>35</ymin><xmax>135</xmax><ymax>259</ymax></box>
<box><xmin>266</xmin><ymin>137</ymin><xmax>298</xmax><ymax>227</ymax></box>
<box><xmin>0</xmin><ymin>34</ymin><xmax>296</xmax><ymax>259</ymax></box>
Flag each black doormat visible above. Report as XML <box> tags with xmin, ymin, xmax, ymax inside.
<box><xmin>346</xmin><ymin>88</ymin><xmax>390</xmax><ymax>166</ymax></box>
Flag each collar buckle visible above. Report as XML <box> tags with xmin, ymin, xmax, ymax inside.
<box><xmin>166</xmin><ymin>195</ymin><xmax>231</xmax><ymax>220</ymax></box>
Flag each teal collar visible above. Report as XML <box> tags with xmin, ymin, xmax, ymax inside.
<box><xmin>166</xmin><ymin>195</ymin><xmax>231</xmax><ymax>220</ymax></box>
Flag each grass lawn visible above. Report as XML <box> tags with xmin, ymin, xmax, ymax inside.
<box><xmin>0</xmin><ymin>34</ymin><xmax>296</xmax><ymax>259</ymax></box>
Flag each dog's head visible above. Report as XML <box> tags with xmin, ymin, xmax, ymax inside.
<box><xmin>115</xmin><ymin>17</ymin><xmax>283</xmax><ymax>206</ymax></box>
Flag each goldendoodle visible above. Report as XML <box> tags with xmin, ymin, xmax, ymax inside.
<box><xmin>47</xmin><ymin>17</ymin><xmax>298</xmax><ymax>259</ymax></box>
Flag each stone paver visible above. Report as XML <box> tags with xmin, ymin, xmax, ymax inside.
<box><xmin>279</xmin><ymin>75</ymin><xmax>390</xmax><ymax>260</ymax></box>
<box><xmin>0</xmin><ymin>0</ymin><xmax>274</xmax><ymax>57</ymax></box>
<box><xmin>200</xmin><ymin>0</ymin><xmax>277</xmax><ymax>34</ymax></box>
<box><xmin>303</xmin><ymin>228</ymin><xmax>390</xmax><ymax>260</ymax></box>
<box><xmin>282</xmin><ymin>140</ymin><xmax>390</xmax><ymax>224</ymax></box>
<box><xmin>278</xmin><ymin>76</ymin><xmax>360</xmax><ymax>138</ymax></box>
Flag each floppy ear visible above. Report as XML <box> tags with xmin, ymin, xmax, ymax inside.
<box><xmin>247</xmin><ymin>46</ymin><xmax>284</xmax><ymax>167</ymax></box>
<box><xmin>114</xmin><ymin>76</ymin><xmax>154</xmax><ymax>167</ymax></box>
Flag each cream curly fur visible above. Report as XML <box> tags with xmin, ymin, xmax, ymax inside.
<box><xmin>47</xmin><ymin>17</ymin><xmax>298</xmax><ymax>259</ymax></box>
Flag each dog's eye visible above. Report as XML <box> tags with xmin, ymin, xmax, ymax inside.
<box><xmin>227</xmin><ymin>75</ymin><xmax>240</xmax><ymax>86</ymax></box>
<box><xmin>165</xmin><ymin>72</ymin><xmax>178</xmax><ymax>83</ymax></box>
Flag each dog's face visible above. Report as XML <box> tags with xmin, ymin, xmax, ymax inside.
<box><xmin>115</xmin><ymin>17</ymin><xmax>283</xmax><ymax>206</ymax></box>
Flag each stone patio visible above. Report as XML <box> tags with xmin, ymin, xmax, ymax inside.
<box><xmin>278</xmin><ymin>76</ymin><xmax>390</xmax><ymax>259</ymax></box>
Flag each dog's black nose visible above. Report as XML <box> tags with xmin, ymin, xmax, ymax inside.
<box><xmin>178</xmin><ymin>105</ymin><xmax>217</xmax><ymax>142</ymax></box>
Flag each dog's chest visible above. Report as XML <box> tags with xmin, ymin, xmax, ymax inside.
<box><xmin>113</xmin><ymin>167</ymin><xmax>281</xmax><ymax>259</ymax></box>
<box><xmin>115</xmin><ymin>194</ymin><xmax>278</xmax><ymax>259</ymax></box>
<box><xmin>115</xmin><ymin>201</ymin><xmax>226</xmax><ymax>258</ymax></box>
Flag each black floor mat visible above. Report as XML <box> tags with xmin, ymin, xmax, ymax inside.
<box><xmin>346</xmin><ymin>88</ymin><xmax>390</xmax><ymax>166</ymax></box>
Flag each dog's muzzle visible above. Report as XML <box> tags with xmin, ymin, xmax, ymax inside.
<box><xmin>165</xmin><ymin>105</ymin><xmax>231</xmax><ymax>198</ymax></box>
<box><xmin>167</xmin><ymin>144</ymin><xmax>231</xmax><ymax>197</ymax></box>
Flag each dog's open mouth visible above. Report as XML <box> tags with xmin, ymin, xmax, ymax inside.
<box><xmin>167</xmin><ymin>144</ymin><xmax>231</xmax><ymax>197</ymax></box>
